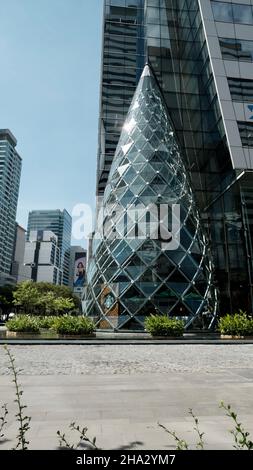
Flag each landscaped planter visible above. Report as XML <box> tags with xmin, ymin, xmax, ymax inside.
<box><xmin>150</xmin><ymin>335</ymin><xmax>183</xmax><ymax>339</ymax></box>
<box><xmin>57</xmin><ymin>333</ymin><xmax>96</xmax><ymax>339</ymax></box>
<box><xmin>221</xmin><ymin>334</ymin><xmax>253</xmax><ymax>339</ymax></box>
<box><xmin>5</xmin><ymin>330</ymin><xmax>96</xmax><ymax>339</ymax></box>
<box><xmin>145</xmin><ymin>315</ymin><xmax>184</xmax><ymax>338</ymax></box>
<box><xmin>6</xmin><ymin>331</ymin><xmax>41</xmax><ymax>338</ymax></box>
<box><xmin>218</xmin><ymin>311</ymin><xmax>253</xmax><ymax>340</ymax></box>
<box><xmin>52</xmin><ymin>316</ymin><xmax>95</xmax><ymax>338</ymax></box>
<box><xmin>39</xmin><ymin>328</ymin><xmax>58</xmax><ymax>339</ymax></box>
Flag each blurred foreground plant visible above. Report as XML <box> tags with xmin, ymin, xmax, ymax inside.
<box><xmin>57</xmin><ymin>422</ymin><xmax>98</xmax><ymax>450</ymax></box>
<box><xmin>4</xmin><ymin>345</ymin><xmax>31</xmax><ymax>450</ymax></box>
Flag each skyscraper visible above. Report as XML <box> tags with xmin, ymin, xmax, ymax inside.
<box><xmin>92</xmin><ymin>0</ymin><xmax>253</xmax><ymax>318</ymax></box>
<box><xmin>97</xmin><ymin>0</ymin><xmax>145</xmax><ymax>197</ymax></box>
<box><xmin>0</xmin><ymin>129</ymin><xmax>22</xmax><ymax>283</ymax></box>
<box><xmin>27</xmin><ymin>209</ymin><xmax>72</xmax><ymax>285</ymax></box>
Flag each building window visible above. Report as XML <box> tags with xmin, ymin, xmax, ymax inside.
<box><xmin>228</xmin><ymin>77</ymin><xmax>253</xmax><ymax>103</ymax></box>
<box><xmin>232</xmin><ymin>4</ymin><xmax>253</xmax><ymax>25</ymax></box>
<box><xmin>211</xmin><ymin>1</ymin><xmax>233</xmax><ymax>23</ymax></box>
<box><xmin>238</xmin><ymin>121</ymin><xmax>253</xmax><ymax>147</ymax></box>
<box><xmin>212</xmin><ymin>1</ymin><xmax>253</xmax><ymax>25</ymax></box>
<box><xmin>220</xmin><ymin>38</ymin><xmax>253</xmax><ymax>62</ymax></box>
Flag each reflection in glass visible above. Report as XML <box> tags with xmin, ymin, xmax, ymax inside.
<box><xmin>228</xmin><ymin>78</ymin><xmax>253</xmax><ymax>103</ymax></box>
<box><xmin>211</xmin><ymin>1</ymin><xmax>233</xmax><ymax>23</ymax></box>
<box><xmin>220</xmin><ymin>38</ymin><xmax>253</xmax><ymax>62</ymax></box>
<box><xmin>232</xmin><ymin>4</ymin><xmax>253</xmax><ymax>25</ymax></box>
<box><xmin>212</xmin><ymin>1</ymin><xmax>253</xmax><ymax>25</ymax></box>
<box><xmin>238</xmin><ymin>121</ymin><xmax>253</xmax><ymax>147</ymax></box>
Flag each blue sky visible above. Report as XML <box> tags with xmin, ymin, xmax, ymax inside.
<box><xmin>0</xmin><ymin>0</ymin><xmax>103</xmax><ymax>246</ymax></box>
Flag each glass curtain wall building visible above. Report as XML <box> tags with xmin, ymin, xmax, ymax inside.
<box><xmin>92</xmin><ymin>0</ymin><xmax>253</xmax><ymax>323</ymax></box>
<box><xmin>97</xmin><ymin>0</ymin><xmax>145</xmax><ymax>197</ymax></box>
<box><xmin>146</xmin><ymin>0</ymin><xmax>253</xmax><ymax>314</ymax></box>
<box><xmin>27</xmin><ymin>209</ymin><xmax>72</xmax><ymax>286</ymax></box>
<box><xmin>0</xmin><ymin>129</ymin><xmax>22</xmax><ymax>281</ymax></box>
<box><xmin>87</xmin><ymin>65</ymin><xmax>216</xmax><ymax>329</ymax></box>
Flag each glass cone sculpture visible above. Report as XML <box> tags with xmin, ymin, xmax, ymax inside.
<box><xmin>86</xmin><ymin>65</ymin><xmax>217</xmax><ymax>331</ymax></box>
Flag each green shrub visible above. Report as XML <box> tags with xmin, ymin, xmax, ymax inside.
<box><xmin>35</xmin><ymin>316</ymin><xmax>56</xmax><ymax>329</ymax></box>
<box><xmin>218</xmin><ymin>310</ymin><xmax>253</xmax><ymax>336</ymax></box>
<box><xmin>144</xmin><ymin>315</ymin><xmax>184</xmax><ymax>337</ymax></box>
<box><xmin>6</xmin><ymin>315</ymin><xmax>40</xmax><ymax>333</ymax></box>
<box><xmin>53</xmin><ymin>316</ymin><xmax>95</xmax><ymax>336</ymax></box>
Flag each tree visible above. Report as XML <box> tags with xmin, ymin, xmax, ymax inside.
<box><xmin>13</xmin><ymin>281</ymin><xmax>40</xmax><ymax>314</ymax></box>
<box><xmin>0</xmin><ymin>285</ymin><xmax>16</xmax><ymax>320</ymax></box>
<box><xmin>34</xmin><ymin>283</ymin><xmax>81</xmax><ymax>310</ymax></box>
<box><xmin>12</xmin><ymin>281</ymin><xmax>80</xmax><ymax>316</ymax></box>
<box><xmin>37</xmin><ymin>292</ymin><xmax>57</xmax><ymax>316</ymax></box>
<box><xmin>36</xmin><ymin>293</ymin><xmax>74</xmax><ymax>316</ymax></box>
<box><xmin>53</xmin><ymin>297</ymin><xmax>75</xmax><ymax>315</ymax></box>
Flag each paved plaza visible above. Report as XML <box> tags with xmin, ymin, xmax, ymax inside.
<box><xmin>0</xmin><ymin>344</ymin><xmax>253</xmax><ymax>449</ymax></box>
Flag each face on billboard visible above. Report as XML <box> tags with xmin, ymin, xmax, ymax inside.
<box><xmin>73</xmin><ymin>253</ymin><xmax>86</xmax><ymax>288</ymax></box>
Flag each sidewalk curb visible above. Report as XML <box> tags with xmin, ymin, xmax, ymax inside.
<box><xmin>1</xmin><ymin>339</ymin><xmax>253</xmax><ymax>345</ymax></box>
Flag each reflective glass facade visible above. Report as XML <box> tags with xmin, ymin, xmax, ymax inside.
<box><xmin>93</xmin><ymin>0</ymin><xmax>253</xmax><ymax>319</ymax></box>
<box><xmin>97</xmin><ymin>0</ymin><xmax>145</xmax><ymax>195</ymax></box>
<box><xmin>146</xmin><ymin>0</ymin><xmax>232</xmax><ymax>210</ymax></box>
<box><xmin>156</xmin><ymin>0</ymin><xmax>253</xmax><ymax>314</ymax></box>
<box><xmin>87</xmin><ymin>66</ymin><xmax>216</xmax><ymax>329</ymax></box>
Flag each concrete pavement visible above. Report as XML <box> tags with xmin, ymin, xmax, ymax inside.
<box><xmin>0</xmin><ymin>344</ymin><xmax>252</xmax><ymax>450</ymax></box>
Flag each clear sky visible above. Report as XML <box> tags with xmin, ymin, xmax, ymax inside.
<box><xmin>0</xmin><ymin>0</ymin><xmax>103</xmax><ymax>247</ymax></box>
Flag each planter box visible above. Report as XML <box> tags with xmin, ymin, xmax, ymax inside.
<box><xmin>221</xmin><ymin>334</ymin><xmax>253</xmax><ymax>339</ymax></box>
<box><xmin>6</xmin><ymin>331</ymin><xmax>40</xmax><ymax>338</ymax></box>
<box><xmin>39</xmin><ymin>329</ymin><xmax>58</xmax><ymax>339</ymax></box>
<box><xmin>5</xmin><ymin>330</ymin><xmax>96</xmax><ymax>339</ymax></box>
<box><xmin>57</xmin><ymin>333</ymin><xmax>96</xmax><ymax>339</ymax></box>
<box><xmin>151</xmin><ymin>335</ymin><xmax>183</xmax><ymax>339</ymax></box>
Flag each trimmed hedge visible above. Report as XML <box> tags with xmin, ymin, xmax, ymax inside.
<box><xmin>6</xmin><ymin>315</ymin><xmax>40</xmax><ymax>333</ymax></box>
<box><xmin>218</xmin><ymin>310</ymin><xmax>253</xmax><ymax>336</ymax></box>
<box><xmin>53</xmin><ymin>316</ymin><xmax>95</xmax><ymax>336</ymax></box>
<box><xmin>145</xmin><ymin>315</ymin><xmax>184</xmax><ymax>337</ymax></box>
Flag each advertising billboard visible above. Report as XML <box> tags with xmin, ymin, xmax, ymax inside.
<box><xmin>73</xmin><ymin>252</ymin><xmax>86</xmax><ymax>288</ymax></box>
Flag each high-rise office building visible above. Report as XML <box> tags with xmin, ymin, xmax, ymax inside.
<box><xmin>27</xmin><ymin>209</ymin><xmax>72</xmax><ymax>285</ymax></box>
<box><xmin>11</xmin><ymin>223</ymin><xmax>27</xmax><ymax>283</ymax></box>
<box><xmin>0</xmin><ymin>129</ymin><xmax>22</xmax><ymax>284</ymax></box>
<box><xmin>89</xmin><ymin>0</ymin><xmax>253</xmax><ymax>325</ymax></box>
<box><xmin>24</xmin><ymin>230</ymin><xmax>62</xmax><ymax>284</ymax></box>
<box><xmin>97</xmin><ymin>0</ymin><xmax>145</xmax><ymax>197</ymax></box>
